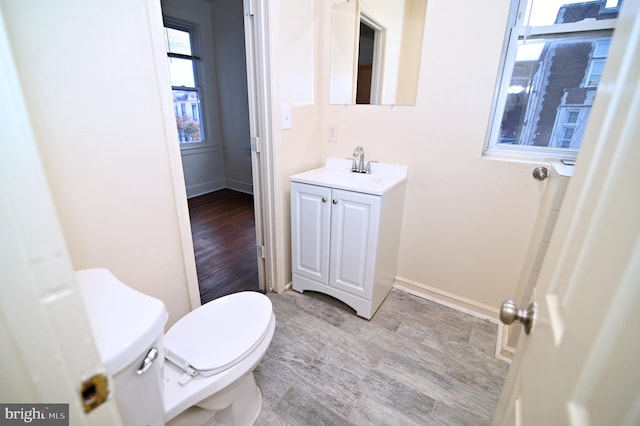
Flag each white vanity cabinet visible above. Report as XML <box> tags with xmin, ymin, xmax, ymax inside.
<box><xmin>290</xmin><ymin>159</ymin><xmax>407</xmax><ymax>319</ymax></box>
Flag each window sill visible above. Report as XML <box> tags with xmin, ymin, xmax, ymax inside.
<box><xmin>179</xmin><ymin>142</ymin><xmax>219</xmax><ymax>156</ymax></box>
<box><xmin>483</xmin><ymin>145</ymin><xmax>578</xmax><ymax>165</ymax></box>
<box><xmin>482</xmin><ymin>152</ymin><xmax>576</xmax><ymax>179</ymax></box>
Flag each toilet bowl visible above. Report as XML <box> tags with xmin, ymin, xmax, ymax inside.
<box><xmin>76</xmin><ymin>268</ymin><xmax>275</xmax><ymax>425</ymax></box>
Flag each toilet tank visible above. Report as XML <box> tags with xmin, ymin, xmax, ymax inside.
<box><xmin>76</xmin><ymin>268</ymin><xmax>168</xmax><ymax>425</ymax></box>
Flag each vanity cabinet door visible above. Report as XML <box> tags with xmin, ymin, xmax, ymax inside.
<box><xmin>329</xmin><ymin>188</ymin><xmax>381</xmax><ymax>299</ymax></box>
<box><xmin>291</xmin><ymin>182</ymin><xmax>332</xmax><ymax>285</ymax></box>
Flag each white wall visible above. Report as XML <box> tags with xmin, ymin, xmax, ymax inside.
<box><xmin>274</xmin><ymin>0</ymin><xmax>316</xmax><ymax>105</ymax></box>
<box><xmin>3</xmin><ymin>0</ymin><xmax>198</xmax><ymax>327</ymax></box>
<box><xmin>266</xmin><ymin>0</ymin><xmax>325</xmax><ymax>285</ymax></box>
<box><xmin>211</xmin><ymin>0</ymin><xmax>254</xmax><ymax>193</ymax></box>
<box><xmin>269</xmin><ymin>0</ymin><xmax>550</xmax><ymax>317</ymax></box>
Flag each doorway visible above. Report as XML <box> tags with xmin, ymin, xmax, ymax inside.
<box><xmin>161</xmin><ymin>0</ymin><xmax>263</xmax><ymax>304</ymax></box>
<box><xmin>356</xmin><ymin>16</ymin><xmax>383</xmax><ymax>105</ymax></box>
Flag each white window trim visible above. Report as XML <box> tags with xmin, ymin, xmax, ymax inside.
<box><xmin>484</xmin><ymin>0</ymin><xmax>618</xmax><ymax>161</ymax></box>
<box><xmin>163</xmin><ymin>17</ymin><xmax>210</xmax><ymax>150</ymax></box>
<box><xmin>584</xmin><ymin>58</ymin><xmax>606</xmax><ymax>87</ymax></box>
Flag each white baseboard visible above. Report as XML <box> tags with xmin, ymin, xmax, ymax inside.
<box><xmin>495</xmin><ymin>322</ymin><xmax>515</xmax><ymax>363</ymax></box>
<box><xmin>186</xmin><ymin>180</ymin><xmax>225</xmax><ymax>199</ymax></box>
<box><xmin>393</xmin><ymin>276</ymin><xmax>514</xmax><ymax>363</ymax></box>
<box><xmin>226</xmin><ymin>179</ymin><xmax>253</xmax><ymax>195</ymax></box>
<box><xmin>393</xmin><ymin>276</ymin><xmax>499</xmax><ymax>322</ymax></box>
<box><xmin>186</xmin><ymin>181</ymin><xmax>254</xmax><ymax>199</ymax></box>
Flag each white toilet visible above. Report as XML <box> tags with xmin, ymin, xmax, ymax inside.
<box><xmin>76</xmin><ymin>268</ymin><xmax>275</xmax><ymax>425</ymax></box>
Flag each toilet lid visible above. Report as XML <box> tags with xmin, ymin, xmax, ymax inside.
<box><xmin>164</xmin><ymin>291</ymin><xmax>273</xmax><ymax>377</ymax></box>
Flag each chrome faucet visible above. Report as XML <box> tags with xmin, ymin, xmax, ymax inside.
<box><xmin>352</xmin><ymin>145</ymin><xmax>365</xmax><ymax>173</ymax></box>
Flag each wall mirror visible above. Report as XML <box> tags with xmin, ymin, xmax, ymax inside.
<box><xmin>329</xmin><ymin>0</ymin><xmax>427</xmax><ymax>105</ymax></box>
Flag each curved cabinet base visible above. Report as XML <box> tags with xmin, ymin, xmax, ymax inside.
<box><xmin>292</xmin><ymin>274</ymin><xmax>391</xmax><ymax>320</ymax></box>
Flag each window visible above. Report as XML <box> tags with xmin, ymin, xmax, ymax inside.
<box><xmin>585</xmin><ymin>40</ymin><xmax>611</xmax><ymax>87</ymax></box>
<box><xmin>487</xmin><ymin>0</ymin><xmax>621</xmax><ymax>159</ymax></box>
<box><xmin>164</xmin><ymin>22</ymin><xmax>205</xmax><ymax>144</ymax></box>
<box><xmin>556</xmin><ymin>109</ymin><xmax>580</xmax><ymax>148</ymax></box>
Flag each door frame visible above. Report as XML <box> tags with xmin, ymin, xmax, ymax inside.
<box><xmin>243</xmin><ymin>0</ymin><xmax>277</xmax><ymax>293</ymax></box>
<box><xmin>170</xmin><ymin>0</ymin><xmax>278</xmax><ymax>306</ymax></box>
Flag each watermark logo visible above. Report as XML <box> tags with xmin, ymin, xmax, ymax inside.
<box><xmin>1</xmin><ymin>404</ymin><xmax>68</xmax><ymax>425</ymax></box>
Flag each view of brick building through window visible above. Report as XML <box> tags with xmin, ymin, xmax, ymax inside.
<box><xmin>499</xmin><ymin>0</ymin><xmax>620</xmax><ymax>151</ymax></box>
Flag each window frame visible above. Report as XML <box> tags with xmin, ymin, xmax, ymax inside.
<box><xmin>558</xmin><ymin>109</ymin><xmax>579</xmax><ymax>148</ymax></box>
<box><xmin>163</xmin><ymin>18</ymin><xmax>208</xmax><ymax>148</ymax></box>
<box><xmin>485</xmin><ymin>0</ymin><xmax>619</xmax><ymax>161</ymax></box>
<box><xmin>584</xmin><ymin>40</ymin><xmax>611</xmax><ymax>87</ymax></box>
<box><xmin>584</xmin><ymin>58</ymin><xmax>606</xmax><ymax>87</ymax></box>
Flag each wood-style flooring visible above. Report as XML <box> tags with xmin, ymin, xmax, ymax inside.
<box><xmin>188</xmin><ymin>189</ymin><xmax>259</xmax><ymax>304</ymax></box>
<box><xmin>254</xmin><ymin>288</ymin><xmax>509</xmax><ymax>425</ymax></box>
<box><xmin>188</xmin><ymin>190</ymin><xmax>509</xmax><ymax>424</ymax></box>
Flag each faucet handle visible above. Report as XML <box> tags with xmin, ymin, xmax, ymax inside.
<box><xmin>344</xmin><ymin>157</ymin><xmax>358</xmax><ymax>172</ymax></box>
<box><xmin>365</xmin><ymin>160</ymin><xmax>378</xmax><ymax>174</ymax></box>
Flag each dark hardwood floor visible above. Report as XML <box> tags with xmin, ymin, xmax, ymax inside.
<box><xmin>188</xmin><ymin>189</ymin><xmax>260</xmax><ymax>304</ymax></box>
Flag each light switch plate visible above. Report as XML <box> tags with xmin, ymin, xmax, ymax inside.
<box><xmin>328</xmin><ymin>126</ymin><xmax>337</xmax><ymax>143</ymax></box>
<box><xmin>281</xmin><ymin>106</ymin><xmax>292</xmax><ymax>130</ymax></box>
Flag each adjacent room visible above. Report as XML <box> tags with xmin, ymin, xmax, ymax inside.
<box><xmin>161</xmin><ymin>0</ymin><xmax>260</xmax><ymax>302</ymax></box>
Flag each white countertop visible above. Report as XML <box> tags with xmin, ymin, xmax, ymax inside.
<box><xmin>290</xmin><ymin>158</ymin><xmax>408</xmax><ymax>196</ymax></box>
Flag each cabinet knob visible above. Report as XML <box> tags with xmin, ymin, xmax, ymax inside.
<box><xmin>332</xmin><ymin>199</ymin><xmax>337</xmax><ymax>205</ymax></box>
<box><xmin>322</xmin><ymin>197</ymin><xmax>327</xmax><ymax>203</ymax></box>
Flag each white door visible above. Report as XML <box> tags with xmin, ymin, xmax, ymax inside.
<box><xmin>329</xmin><ymin>189</ymin><xmax>380</xmax><ymax>299</ymax></box>
<box><xmin>492</xmin><ymin>3</ymin><xmax>640</xmax><ymax>424</ymax></box>
<box><xmin>0</xmin><ymin>9</ymin><xmax>122</xmax><ymax>423</ymax></box>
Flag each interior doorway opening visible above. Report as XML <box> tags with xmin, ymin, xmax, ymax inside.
<box><xmin>160</xmin><ymin>0</ymin><xmax>264</xmax><ymax>304</ymax></box>
<box><xmin>356</xmin><ymin>16</ymin><xmax>383</xmax><ymax>105</ymax></box>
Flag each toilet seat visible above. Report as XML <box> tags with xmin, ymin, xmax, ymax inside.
<box><xmin>164</xmin><ymin>291</ymin><xmax>273</xmax><ymax>378</ymax></box>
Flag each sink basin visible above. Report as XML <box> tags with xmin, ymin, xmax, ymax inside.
<box><xmin>290</xmin><ymin>158</ymin><xmax>408</xmax><ymax>196</ymax></box>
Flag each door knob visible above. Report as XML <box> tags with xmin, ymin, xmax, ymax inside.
<box><xmin>532</xmin><ymin>166</ymin><xmax>549</xmax><ymax>180</ymax></box>
<box><xmin>500</xmin><ymin>299</ymin><xmax>536</xmax><ymax>334</ymax></box>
